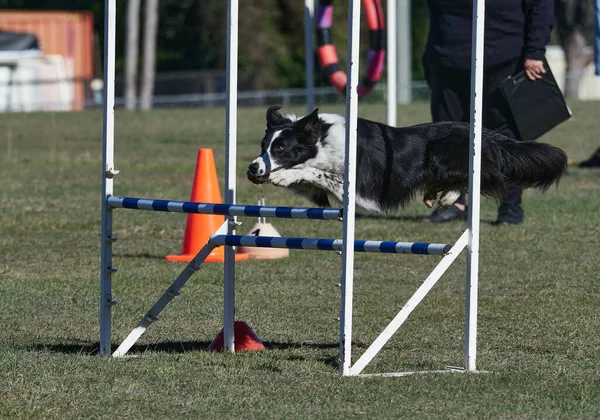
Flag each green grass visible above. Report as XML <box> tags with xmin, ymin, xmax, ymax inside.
<box><xmin>1</xmin><ymin>102</ymin><xmax>599</xmax><ymax>418</ymax></box>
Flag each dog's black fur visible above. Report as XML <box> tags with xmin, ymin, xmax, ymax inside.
<box><xmin>247</xmin><ymin>107</ymin><xmax>568</xmax><ymax>215</ymax></box>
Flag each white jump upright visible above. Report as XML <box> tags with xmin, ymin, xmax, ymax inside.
<box><xmin>386</xmin><ymin>0</ymin><xmax>397</xmax><ymax>126</ymax></box>
<box><xmin>304</xmin><ymin>0</ymin><xmax>315</xmax><ymax>114</ymax></box>
<box><xmin>99</xmin><ymin>0</ymin><xmax>117</xmax><ymax>357</ymax></box>
<box><xmin>338</xmin><ymin>0</ymin><xmax>361</xmax><ymax>377</ymax></box>
<box><xmin>100</xmin><ymin>0</ymin><xmax>485</xmax><ymax>377</ymax></box>
<box><xmin>464</xmin><ymin>0</ymin><xmax>486</xmax><ymax>372</ymax></box>
<box><xmin>223</xmin><ymin>0</ymin><xmax>240</xmax><ymax>354</ymax></box>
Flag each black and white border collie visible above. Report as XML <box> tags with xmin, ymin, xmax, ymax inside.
<box><xmin>247</xmin><ymin>106</ymin><xmax>568</xmax><ymax>215</ymax></box>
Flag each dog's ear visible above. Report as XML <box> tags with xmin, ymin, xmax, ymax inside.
<box><xmin>293</xmin><ymin>109</ymin><xmax>320</xmax><ymax>145</ymax></box>
<box><xmin>266</xmin><ymin>106</ymin><xmax>285</xmax><ymax>129</ymax></box>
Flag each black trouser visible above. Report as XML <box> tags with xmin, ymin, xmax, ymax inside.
<box><xmin>423</xmin><ymin>53</ymin><xmax>524</xmax><ymax>220</ymax></box>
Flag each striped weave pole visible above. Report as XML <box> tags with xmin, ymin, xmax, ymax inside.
<box><xmin>107</xmin><ymin>196</ymin><xmax>342</xmax><ymax>220</ymax></box>
<box><xmin>210</xmin><ymin>235</ymin><xmax>451</xmax><ymax>256</ymax></box>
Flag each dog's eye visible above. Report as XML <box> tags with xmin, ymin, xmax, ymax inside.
<box><xmin>272</xmin><ymin>145</ymin><xmax>284</xmax><ymax>153</ymax></box>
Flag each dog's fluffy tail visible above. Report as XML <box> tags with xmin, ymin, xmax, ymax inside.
<box><xmin>482</xmin><ymin>133</ymin><xmax>568</xmax><ymax>196</ymax></box>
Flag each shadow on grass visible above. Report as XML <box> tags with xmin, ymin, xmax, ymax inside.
<box><xmin>356</xmin><ymin>214</ymin><xmax>426</xmax><ymax>222</ymax></box>
<box><xmin>114</xmin><ymin>252</ymin><xmax>166</xmax><ymax>260</ymax></box>
<box><xmin>359</xmin><ymin>213</ymin><xmax>503</xmax><ymax>226</ymax></box>
<box><xmin>18</xmin><ymin>340</ymin><xmax>341</xmax><ymax>356</ymax></box>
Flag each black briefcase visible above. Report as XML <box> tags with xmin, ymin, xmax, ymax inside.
<box><xmin>499</xmin><ymin>63</ymin><xmax>571</xmax><ymax>140</ymax></box>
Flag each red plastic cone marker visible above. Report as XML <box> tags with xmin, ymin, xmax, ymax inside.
<box><xmin>207</xmin><ymin>321</ymin><xmax>265</xmax><ymax>352</ymax></box>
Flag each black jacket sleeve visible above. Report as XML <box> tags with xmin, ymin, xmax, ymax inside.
<box><xmin>524</xmin><ymin>0</ymin><xmax>555</xmax><ymax>60</ymax></box>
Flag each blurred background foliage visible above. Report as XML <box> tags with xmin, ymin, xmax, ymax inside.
<box><xmin>0</xmin><ymin>0</ymin><xmax>430</xmax><ymax>89</ymax></box>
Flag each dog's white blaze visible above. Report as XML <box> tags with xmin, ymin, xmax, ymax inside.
<box><xmin>270</xmin><ymin>130</ymin><xmax>283</xmax><ymax>142</ymax></box>
<box><xmin>251</xmin><ymin>129</ymin><xmax>285</xmax><ymax>176</ymax></box>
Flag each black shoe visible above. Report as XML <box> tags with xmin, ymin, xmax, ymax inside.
<box><xmin>495</xmin><ymin>191</ymin><xmax>523</xmax><ymax>226</ymax></box>
<box><xmin>491</xmin><ymin>218</ymin><xmax>522</xmax><ymax>226</ymax></box>
<box><xmin>422</xmin><ymin>205</ymin><xmax>468</xmax><ymax>223</ymax></box>
<box><xmin>579</xmin><ymin>147</ymin><xmax>600</xmax><ymax>168</ymax></box>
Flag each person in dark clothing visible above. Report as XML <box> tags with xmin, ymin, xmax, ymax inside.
<box><xmin>422</xmin><ymin>0</ymin><xmax>555</xmax><ymax>224</ymax></box>
<box><xmin>578</xmin><ymin>0</ymin><xmax>600</xmax><ymax>168</ymax></box>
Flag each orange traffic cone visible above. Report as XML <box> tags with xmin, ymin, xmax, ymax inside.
<box><xmin>165</xmin><ymin>148</ymin><xmax>249</xmax><ymax>263</ymax></box>
<box><xmin>207</xmin><ymin>321</ymin><xmax>265</xmax><ymax>352</ymax></box>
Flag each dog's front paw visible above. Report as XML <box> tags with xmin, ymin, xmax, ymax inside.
<box><xmin>269</xmin><ymin>175</ymin><xmax>291</xmax><ymax>187</ymax></box>
<box><xmin>269</xmin><ymin>169</ymin><xmax>303</xmax><ymax>188</ymax></box>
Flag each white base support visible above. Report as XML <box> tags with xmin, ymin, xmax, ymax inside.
<box><xmin>112</xmin><ymin>321</ymin><xmax>151</xmax><ymax>358</ymax></box>
<box><xmin>358</xmin><ymin>367</ymin><xmax>484</xmax><ymax>378</ymax></box>
<box><xmin>347</xmin><ymin>230</ymin><xmax>469</xmax><ymax>376</ymax></box>
<box><xmin>112</xmin><ymin>223</ymin><xmax>227</xmax><ymax>358</ymax></box>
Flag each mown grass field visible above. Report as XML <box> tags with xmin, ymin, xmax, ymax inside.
<box><xmin>1</xmin><ymin>102</ymin><xmax>599</xmax><ymax>418</ymax></box>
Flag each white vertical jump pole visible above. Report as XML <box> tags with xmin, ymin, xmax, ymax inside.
<box><xmin>100</xmin><ymin>0</ymin><xmax>117</xmax><ymax>356</ymax></box>
<box><xmin>464</xmin><ymin>0</ymin><xmax>485</xmax><ymax>371</ymax></box>
<box><xmin>339</xmin><ymin>0</ymin><xmax>361</xmax><ymax>376</ymax></box>
<box><xmin>397</xmin><ymin>0</ymin><xmax>412</xmax><ymax>105</ymax></box>
<box><xmin>224</xmin><ymin>0</ymin><xmax>239</xmax><ymax>353</ymax></box>
<box><xmin>386</xmin><ymin>0</ymin><xmax>397</xmax><ymax>126</ymax></box>
<box><xmin>305</xmin><ymin>0</ymin><xmax>315</xmax><ymax>114</ymax></box>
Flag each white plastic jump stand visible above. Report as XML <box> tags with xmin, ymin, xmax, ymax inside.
<box><xmin>238</xmin><ymin>199</ymin><xmax>289</xmax><ymax>259</ymax></box>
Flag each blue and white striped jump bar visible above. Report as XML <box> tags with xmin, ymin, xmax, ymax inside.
<box><xmin>210</xmin><ymin>235</ymin><xmax>451</xmax><ymax>255</ymax></box>
<box><xmin>107</xmin><ymin>196</ymin><xmax>342</xmax><ymax>220</ymax></box>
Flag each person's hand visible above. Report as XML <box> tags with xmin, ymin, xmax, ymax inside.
<box><xmin>524</xmin><ymin>59</ymin><xmax>546</xmax><ymax>81</ymax></box>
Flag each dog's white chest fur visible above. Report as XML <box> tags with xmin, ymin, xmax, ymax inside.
<box><xmin>269</xmin><ymin>167</ymin><xmax>343</xmax><ymax>198</ymax></box>
<box><xmin>270</xmin><ymin>167</ymin><xmax>382</xmax><ymax>214</ymax></box>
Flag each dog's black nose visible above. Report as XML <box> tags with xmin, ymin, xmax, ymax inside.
<box><xmin>248</xmin><ymin>162</ymin><xmax>260</xmax><ymax>175</ymax></box>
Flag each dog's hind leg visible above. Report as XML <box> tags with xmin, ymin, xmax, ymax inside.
<box><xmin>437</xmin><ymin>189</ymin><xmax>462</xmax><ymax>208</ymax></box>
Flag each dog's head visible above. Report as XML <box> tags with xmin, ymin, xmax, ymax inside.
<box><xmin>247</xmin><ymin>106</ymin><xmax>328</xmax><ymax>184</ymax></box>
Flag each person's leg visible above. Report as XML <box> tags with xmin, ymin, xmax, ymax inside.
<box><xmin>484</xmin><ymin>58</ymin><xmax>524</xmax><ymax>225</ymax></box>
<box><xmin>594</xmin><ymin>0</ymin><xmax>600</xmax><ymax>76</ymax></box>
<box><xmin>422</xmin><ymin>54</ymin><xmax>469</xmax><ymax>222</ymax></box>
<box><xmin>424</xmin><ymin>52</ymin><xmax>469</xmax><ymax>122</ymax></box>
<box><xmin>494</xmin><ymin>185</ymin><xmax>524</xmax><ymax>224</ymax></box>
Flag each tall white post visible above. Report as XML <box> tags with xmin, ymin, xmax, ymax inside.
<box><xmin>305</xmin><ymin>0</ymin><xmax>315</xmax><ymax>113</ymax></box>
<box><xmin>464</xmin><ymin>0</ymin><xmax>485</xmax><ymax>371</ymax></box>
<box><xmin>100</xmin><ymin>0</ymin><xmax>117</xmax><ymax>356</ymax></box>
<box><xmin>140</xmin><ymin>0</ymin><xmax>159</xmax><ymax>110</ymax></box>
<box><xmin>224</xmin><ymin>0</ymin><xmax>239</xmax><ymax>353</ymax></box>
<box><xmin>124</xmin><ymin>0</ymin><xmax>140</xmax><ymax>110</ymax></box>
<box><xmin>397</xmin><ymin>0</ymin><xmax>412</xmax><ymax>104</ymax></box>
<box><xmin>339</xmin><ymin>0</ymin><xmax>361</xmax><ymax>376</ymax></box>
<box><xmin>386</xmin><ymin>0</ymin><xmax>397</xmax><ymax>126</ymax></box>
